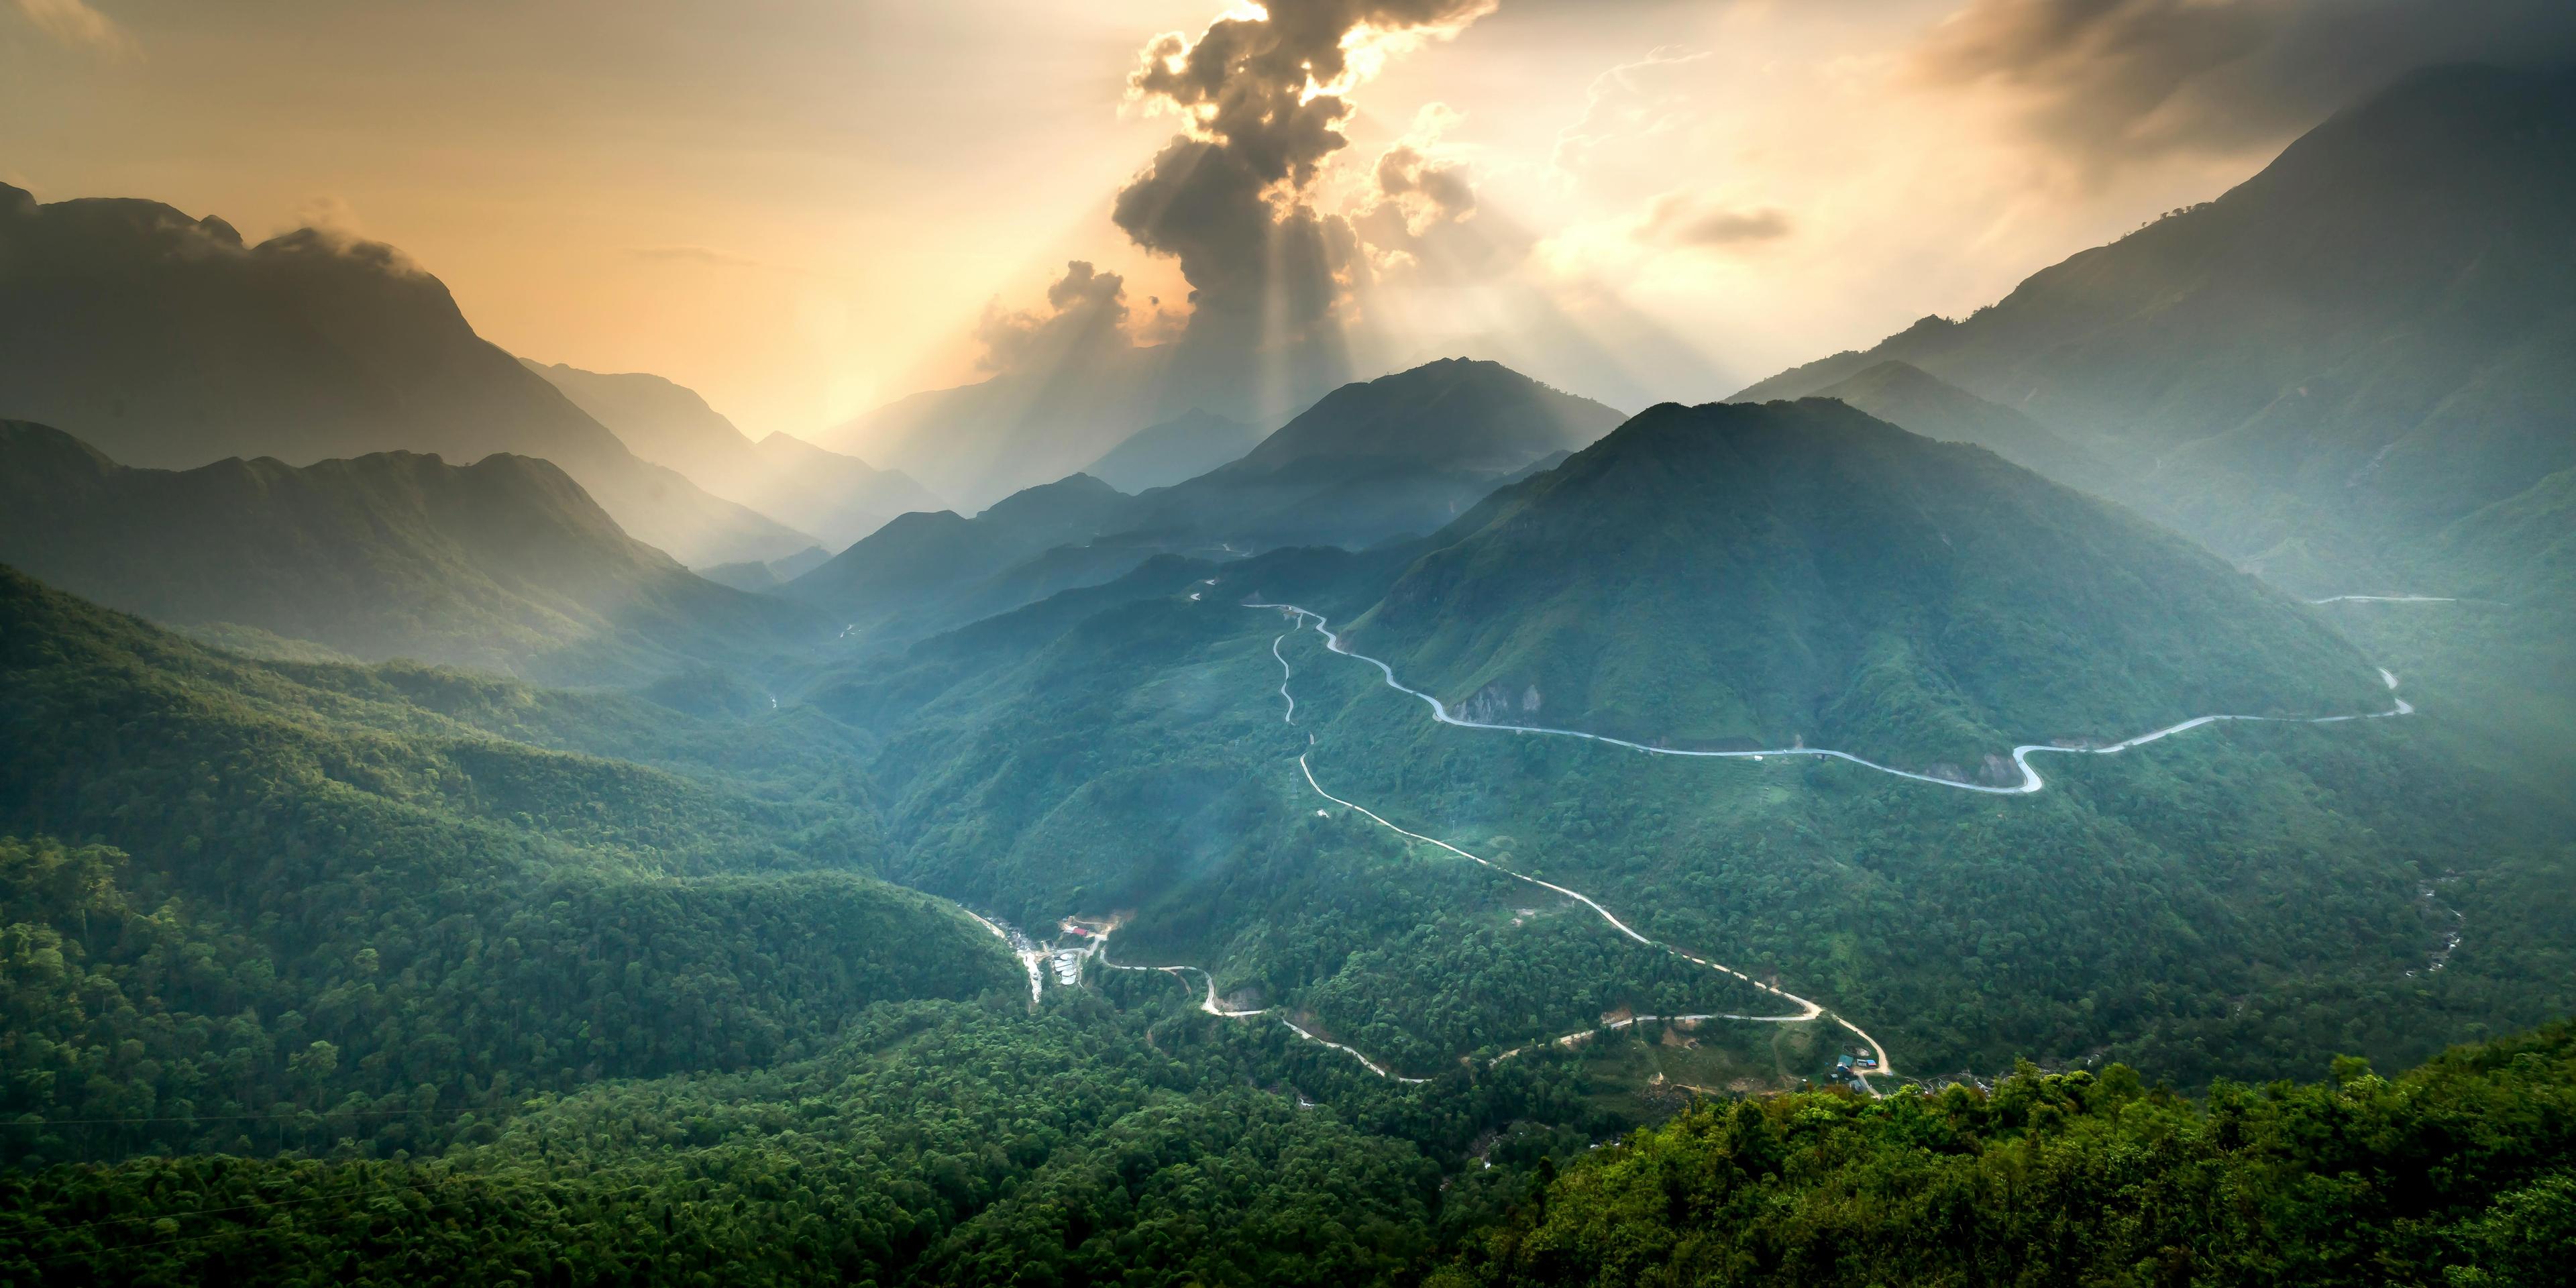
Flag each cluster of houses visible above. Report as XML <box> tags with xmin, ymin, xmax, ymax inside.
<box><xmin>1831</xmin><ymin>1050</ymin><xmax>1881</xmax><ymax>1083</ymax></box>
<box><xmin>1050</xmin><ymin>920</ymin><xmax>1104</xmax><ymax>988</ymax></box>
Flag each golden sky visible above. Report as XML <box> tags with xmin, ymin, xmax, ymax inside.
<box><xmin>8</xmin><ymin>0</ymin><xmax>2563</xmax><ymax>444</ymax></box>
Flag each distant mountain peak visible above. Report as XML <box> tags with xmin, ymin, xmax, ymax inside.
<box><xmin>1228</xmin><ymin>356</ymin><xmax>1625</xmax><ymax>478</ymax></box>
<box><xmin>1727</xmin><ymin>62</ymin><xmax>2576</xmax><ymax>592</ymax></box>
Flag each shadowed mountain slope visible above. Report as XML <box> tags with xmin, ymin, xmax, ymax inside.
<box><xmin>778</xmin><ymin>473</ymin><xmax>1137</xmax><ymax>636</ymax></box>
<box><xmin>785</xmin><ymin>360</ymin><xmax>1625</xmax><ymax>644</ymax></box>
<box><xmin>0</xmin><ymin>184</ymin><xmax>810</xmax><ymax>567</ymax></box>
<box><xmin>1809</xmin><ymin>360</ymin><xmax>2114</xmax><ymax>498</ymax></box>
<box><xmin>0</xmin><ymin>421</ymin><xmax>824</xmax><ymax>685</ymax></box>
<box><xmin>1112</xmin><ymin>358</ymin><xmax>1628</xmax><ymax>553</ymax></box>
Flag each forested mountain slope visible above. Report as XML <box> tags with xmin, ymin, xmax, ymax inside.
<box><xmin>0</xmin><ymin>566</ymin><xmax>1014</xmax><ymax>1161</ymax></box>
<box><xmin>1345</xmin><ymin>398</ymin><xmax>2384</xmax><ymax>775</ymax></box>
<box><xmin>0</xmin><ymin>422</ymin><xmax>826</xmax><ymax>685</ymax></box>
<box><xmin>0</xmin><ymin>183</ymin><xmax>811</xmax><ymax>566</ymax></box>
<box><xmin>1441</xmin><ymin>1022</ymin><xmax>2576</xmax><ymax>1288</ymax></box>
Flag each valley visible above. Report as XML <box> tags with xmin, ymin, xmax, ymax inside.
<box><xmin>6</xmin><ymin>20</ymin><xmax>2574</xmax><ymax>1285</ymax></box>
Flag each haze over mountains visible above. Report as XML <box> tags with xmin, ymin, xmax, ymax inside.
<box><xmin>0</xmin><ymin>182</ymin><xmax>812</xmax><ymax>568</ymax></box>
<box><xmin>822</xmin><ymin>341</ymin><xmax>1173</xmax><ymax>509</ymax></box>
<box><xmin>525</xmin><ymin>359</ymin><xmax>941</xmax><ymax>550</ymax></box>
<box><xmin>9</xmin><ymin>46</ymin><xmax>2576</xmax><ymax>1286</ymax></box>
<box><xmin>1083</xmin><ymin>408</ymin><xmax>1263</xmax><ymax>493</ymax></box>
<box><xmin>1736</xmin><ymin>64</ymin><xmax>2576</xmax><ymax>596</ymax></box>
<box><xmin>1807</xmin><ymin>361</ymin><xmax>2114</xmax><ymax>500</ymax></box>
<box><xmin>0</xmin><ymin>421</ymin><xmax>822</xmax><ymax>685</ymax></box>
<box><xmin>1112</xmin><ymin>358</ymin><xmax>1624</xmax><ymax>553</ymax></box>
<box><xmin>782</xmin><ymin>360</ymin><xmax>1624</xmax><ymax>644</ymax></box>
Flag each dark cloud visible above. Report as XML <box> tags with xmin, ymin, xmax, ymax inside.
<box><xmin>1112</xmin><ymin>0</ymin><xmax>1495</xmax><ymax>407</ymax></box>
<box><xmin>1351</xmin><ymin>135</ymin><xmax>1532</xmax><ymax>284</ymax></box>
<box><xmin>1373</xmin><ymin>144</ymin><xmax>1477</xmax><ymax>221</ymax></box>
<box><xmin>971</xmin><ymin>260</ymin><xmax>1132</xmax><ymax>374</ymax></box>
<box><xmin>1915</xmin><ymin>0</ymin><xmax>2576</xmax><ymax>165</ymax></box>
<box><xmin>1637</xmin><ymin>192</ymin><xmax>1791</xmax><ymax>250</ymax></box>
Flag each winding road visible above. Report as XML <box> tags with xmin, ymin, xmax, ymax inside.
<box><xmin>1009</xmin><ymin>594</ymin><xmax>2418</xmax><ymax>1096</ymax></box>
<box><xmin>1238</xmin><ymin>599</ymin><xmax>2422</xmax><ymax>1089</ymax></box>
<box><xmin>961</xmin><ymin>908</ymin><xmax>1046</xmax><ymax>1005</ymax></box>
<box><xmin>1093</xmin><ymin>934</ymin><xmax>1432</xmax><ymax>1083</ymax></box>
<box><xmin>1248</xmin><ymin>604</ymin><xmax>2412</xmax><ymax>796</ymax></box>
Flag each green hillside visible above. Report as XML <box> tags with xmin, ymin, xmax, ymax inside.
<box><xmin>1441</xmin><ymin>1023</ymin><xmax>2576</xmax><ymax>1288</ymax></box>
<box><xmin>0</xmin><ymin>421</ymin><xmax>824</xmax><ymax>686</ymax></box>
<box><xmin>1348</xmin><ymin>398</ymin><xmax>2385</xmax><ymax>774</ymax></box>
<box><xmin>0</xmin><ymin>566</ymin><xmax>1014</xmax><ymax>1161</ymax></box>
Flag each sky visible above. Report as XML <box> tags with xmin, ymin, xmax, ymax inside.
<box><xmin>8</xmin><ymin>0</ymin><xmax>2572</xmax><ymax>448</ymax></box>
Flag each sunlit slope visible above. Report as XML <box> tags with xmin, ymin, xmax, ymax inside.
<box><xmin>1735</xmin><ymin>65</ymin><xmax>2576</xmax><ymax>588</ymax></box>
<box><xmin>1346</xmin><ymin>398</ymin><xmax>2385</xmax><ymax>775</ymax></box>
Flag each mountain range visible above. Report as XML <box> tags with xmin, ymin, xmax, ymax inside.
<box><xmin>780</xmin><ymin>472</ymin><xmax>1142</xmax><ymax>641</ymax></box>
<box><xmin>1083</xmin><ymin>408</ymin><xmax>1264</xmax><ymax>493</ymax></box>
<box><xmin>0</xmin><ymin>421</ymin><xmax>820</xmax><ymax>685</ymax></box>
<box><xmin>821</xmin><ymin>341</ymin><xmax>1173</xmax><ymax>509</ymax></box>
<box><xmin>780</xmin><ymin>359</ymin><xmax>1625</xmax><ymax>643</ymax></box>
<box><xmin>523</xmin><ymin>359</ymin><xmax>940</xmax><ymax>549</ymax></box>
<box><xmin>1342</xmin><ymin>397</ymin><xmax>2385</xmax><ymax>776</ymax></box>
<box><xmin>1735</xmin><ymin>64</ymin><xmax>2576</xmax><ymax>596</ymax></box>
<box><xmin>1110</xmin><ymin>358</ymin><xmax>1625</xmax><ymax>554</ymax></box>
<box><xmin>0</xmin><ymin>184</ymin><xmax>811</xmax><ymax>568</ymax></box>
<box><xmin>9</xmin><ymin>54</ymin><xmax>2576</xmax><ymax>1288</ymax></box>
